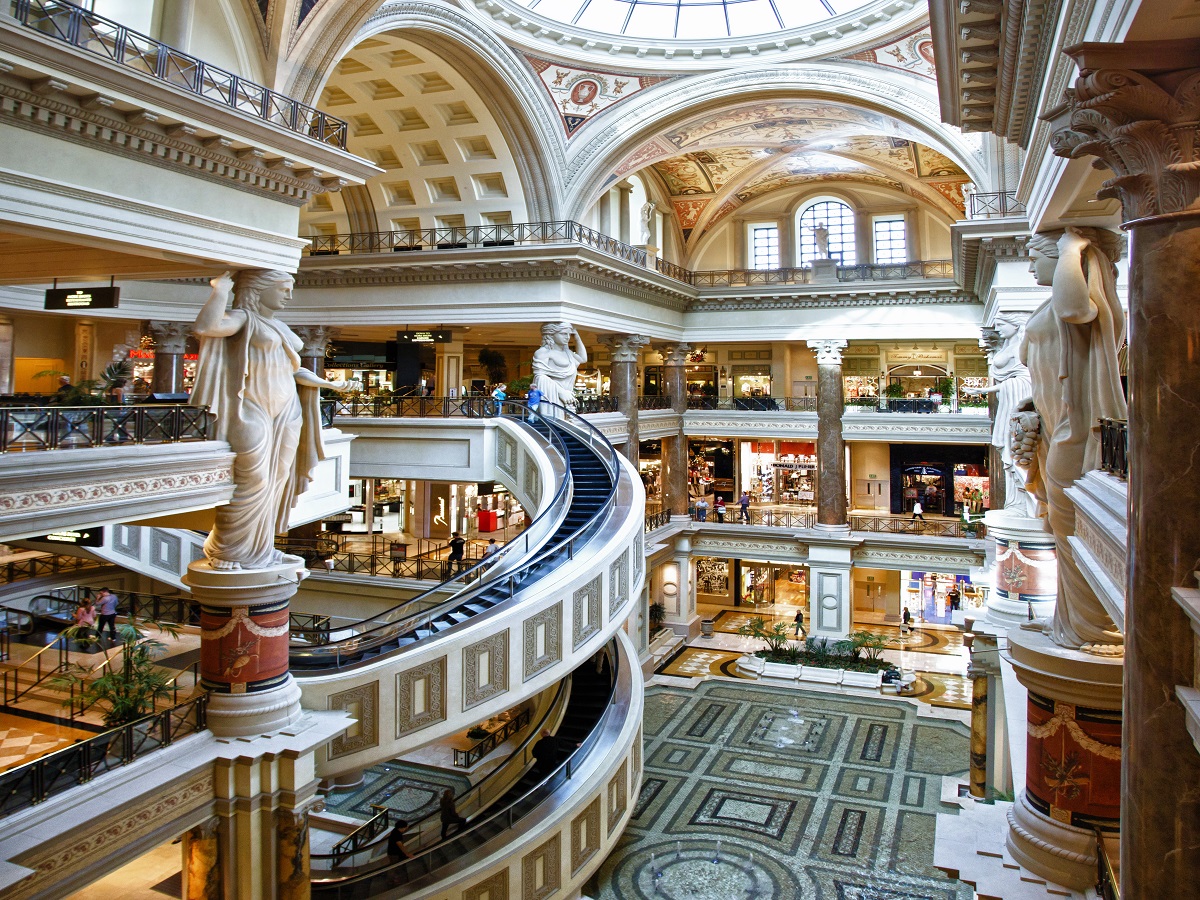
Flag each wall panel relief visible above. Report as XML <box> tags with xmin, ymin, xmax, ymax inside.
<box><xmin>523</xmin><ymin>452</ymin><xmax>541</xmax><ymax>507</ymax></box>
<box><xmin>570</xmin><ymin>798</ymin><xmax>602</xmax><ymax>876</ymax></box>
<box><xmin>608</xmin><ymin>758</ymin><xmax>628</xmax><ymax>836</ymax></box>
<box><xmin>464</xmin><ymin>631</ymin><xmax>509</xmax><ymax>709</ymax></box>
<box><xmin>328</xmin><ymin>681</ymin><xmax>379</xmax><ymax>759</ymax></box>
<box><xmin>497</xmin><ymin>432</ymin><xmax>518</xmax><ymax>478</ymax></box>
<box><xmin>609</xmin><ymin>551</ymin><xmax>629</xmax><ymax>617</ymax></box>
<box><xmin>464</xmin><ymin>871</ymin><xmax>509</xmax><ymax>900</ymax></box>
<box><xmin>523</xmin><ymin>604</ymin><xmax>562</xmax><ymax>681</ymax></box>
<box><xmin>521</xmin><ymin>833</ymin><xmax>561</xmax><ymax>900</ymax></box>
<box><xmin>396</xmin><ymin>658</ymin><xmax>446</xmax><ymax>738</ymax></box>
<box><xmin>573</xmin><ymin>575</ymin><xmax>602</xmax><ymax>649</ymax></box>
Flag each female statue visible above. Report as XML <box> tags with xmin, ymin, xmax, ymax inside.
<box><xmin>191</xmin><ymin>271</ymin><xmax>357</xmax><ymax>570</ymax></box>
<box><xmin>531</xmin><ymin>323</ymin><xmax>587</xmax><ymax>412</ymax></box>
<box><xmin>965</xmin><ymin>313</ymin><xmax>1033</xmax><ymax>514</ymax></box>
<box><xmin>1012</xmin><ymin>228</ymin><xmax>1126</xmax><ymax>649</ymax></box>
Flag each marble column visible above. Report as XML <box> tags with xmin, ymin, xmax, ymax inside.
<box><xmin>184</xmin><ymin>817</ymin><xmax>221</xmax><ymax>900</ymax></box>
<box><xmin>605</xmin><ymin>334</ymin><xmax>649</xmax><ymax>467</ymax></box>
<box><xmin>979</xmin><ymin>328</ymin><xmax>1005</xmax><ymax>510</ymax></box>
<box><xmin>662</xmin><ymin>343</ymin><xmax>690</xmax><ymax>518</ymax></box>
<box><xmin>292</xmin><ymin>325</ymin><xmax>339</xmax><ymax>376</ymax></box>
<box><xmin>73</xmin><ymin>319</ymin><xmax>95</xmax><ymax>386</ymax></box>
<box><xmin>982</xmin><ymin>513</ymin><xmax>1057</xmax><ymax>627</ymax></box>
<box><xmin>148</xmin><ymin>321</ymin><xmax>190</xmax><ymax>394</ymax></box>
<box><xmin>184</xmin><ymin>558</ymin><xmax>305</xmax><ymax>738</ymax></box>
<box><xmin>598</xmin><ymin>188</ymin><xmax>612</xmax><ymax>236</ymax></box>
<box><xmin>617</xmin><ymin>181</ymin><xmax>633</xmax><ymax>244</ymax></box>
<box><xmin>1050</xmin><ymin>40</ymin><xmax>1200</xmax><ymax>899</ymax></box>
<box><xmin>807</xmin><ymin>340</ymin><xmax>848</xmax><ymax>530</ymax></box>
<box><xmin>0</xmin><ymin>316</ymin><xmax>12</xmax><ymax>395</ymax></box>
<box><xmin>276</xmin><ymin>808</ymin><xmax>311</xmax><ymax>900</ymax></box>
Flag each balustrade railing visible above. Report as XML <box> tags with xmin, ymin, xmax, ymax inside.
<box><xmin>654</xmin><ymin>257</ymin><xmax>693</xmax><ymax>283</ymax></box>
<box><xmin>1099</xmin><ymin>417</ymin><xmax>1128</xmax><ymax>480</ymax></box>
<box><xmin>453</xmin><ymin>707</ymin><xmax>532</xmax><ymax>768</ymax></box>
<box><xmin>0</xmin><ymin>404</ymin><xmax>210</xmax><ymax>451</ymax></box>
<box><xmin>0</xmin><ymin>693</ymin><xmax>208</xmax><ymax>820</ymax></box>
<box><xmin>969</xmin><ymin>191</ymin><xmax>1028</xmax><ymax>219</ymax></box>
<box><xmin>326</xmin><ymin>394</ymin><xmax>616</xmax><ymax>420</ymax></box>
<box><xmin>691</xmin><ymin>506</ymin><xmax>818</xmax><ymax>529</ymax></box>
<box><xmin>331</xmin><ymin>806</ymin><xmax>394</xmax><ymax>869</ymax></box>
<box><xmin>850</xmin><ymin>515</ymin><xmax>984</xmax><ymax>539</ymax></box>
<box><xmin>637</xmin><ymin>395</ymin><xmax>673</xmax><ymax>411</ymax></box>
<box><xmin>644</xmin><ymin>509</ymin><xmax>672</xmax><ymax>532</ymax></box>
<box><xmin>573</xmin><ymin>395</ymin><xmax>617</xmax><ymax>414</ymax></box>
<box><xmin>688</xmin><ymin>260</ymin><xmax>954</xmax><ymax>287</ymax></box>
<box><xmin>10</xmin><ymin>0</ymin><xmax>348</xmax><ymax>148</ymax></box>
<box><xmin>0</xmin><ymin>554</ymin><xmax>107</xmax><ymax>585</ymax></box>
<box><xmin>684</xmin><ymin>396</ymin><xmax>817</xmax><ymax>412</ymax></box>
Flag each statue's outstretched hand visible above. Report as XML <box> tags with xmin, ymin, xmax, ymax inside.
<box><xmin>1011</xmin><ymin>410</ymin><xmax>1041</xmax><ymax>468</ymax></box>
<box><xmin>210</xmin><ymin>271</ymin><xmax>234</xmax><ymax>298</ymax></box>
<box><xmin>329</xmin><ymin>379</ymin><xmax>362</xmax><ymax>393</ymax></box>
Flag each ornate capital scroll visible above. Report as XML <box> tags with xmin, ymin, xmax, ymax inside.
<box><xmin>807</xmin><ymin>339</ymin><xmax>847</xmax><ymax>366</ymax></box>
<box><xmin>1048</xmin><ymin>40</ymin><xmax>1200</xmax><ymax>221</ymax></box>
<box><xmin>148</xmin><ymin>320</ymin><xmax>191</xmax><ymax>355</ymax></box>
<box><xmin>659</xmin><ymin>342</ymin><xmax>691</xmax><ymax>367</ymax></box>
<box><xmin>291</xmin><ymin>325</ymin><xmax>340</xmax><ymax>358</ymax></box>
<box><xmin>600</xmin><ymin>334</ymin><xmax>650</xmax><ymax>364</ymax></box>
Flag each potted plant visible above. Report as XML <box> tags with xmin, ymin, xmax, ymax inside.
<box><xmin>649</xmin><ymin>601</ymin><xmax>667</xmax><ymax>634</ymax></box>
<box><xmin>478</xmin><ymin>348</ymin><xmax>508</xmax><ymax>385</ymax></box>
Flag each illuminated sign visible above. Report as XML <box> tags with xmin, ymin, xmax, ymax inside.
<box><xmin>396</xmin><ymin>330</ymin><xmax>451</xmax><ymax>344</ymax></box>
<box><xmin>44</xmin><ymin>287</ymin><xmax>120</xmax><ymax>310</ymax></box>
<box><xmin>28</xmin><ymin>528</ymin><xmax>104</xmax><ymax>548</ymax></box>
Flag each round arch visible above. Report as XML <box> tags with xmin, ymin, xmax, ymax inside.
<box><xmin>282</xmin><ymin>2</ymin><xmax>567</xmax><ymax>220</ymax></box>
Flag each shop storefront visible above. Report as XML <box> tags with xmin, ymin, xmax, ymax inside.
<box><xmin>739</xmin><ymin>441</ymin><xmax>817</xmax><ymax>506</ymax></box>
<box><xmin>643</xmin><ymin>364</ymin><xmax>718</xmax><ymax>400</ymax></box>
<box><xmin>325</xmin><ymin>341</ymin><xmax>396</xmax><ymax>394</ymax></box>
<box><xmin>694</xmin><ymin>556</ymin><xmax>809</xmax><ymax>610</ymax></box>
<box><xmin>902</xmin><ymin>570</ymin><xmax>981</xmax><ymax>625</ymax></box>
<box><xmin>731</xmin><ymin>365</ymin><xmax>771</xmax><ymax>399</ymax></box>
<box><xmin>688</xmin><ymin>439</ymin><xmax>734</xmax><ymax>500</ymax></box>
<box><xmin>889</xmin><ymin>443</ymin><xmax>988</xmax><ymax>516</ymax></box>
<box><xmin>126</xmin><ymin>347</ymin><xmax>198</xmax><ymax>395</ymax></box>
<box><xmin>638</xmin><ymin>439</ymin><xmax>663</xmax><ymax>501</ymax></box>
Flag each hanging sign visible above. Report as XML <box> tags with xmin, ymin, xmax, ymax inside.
<box><xmin>44</xmin><ymin>286</ymin><xmax>120</xmax><ymax>310</ymax></box>
<box><xmin>396</xmin><ymin>330</ymin><xmax>451</xmax><ymax>344</ymax></box>
<box><xmin>27</xmin><ymin>528</ymin><xmax>105</xmax><ymax>547</ymax></box>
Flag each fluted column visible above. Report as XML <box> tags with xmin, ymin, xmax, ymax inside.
<box><xmin>807</xmin><ymin>340</ymin><xmax>848</xmax><ymax>530</ymax></box>
<box><xmin>1050</xmin><ymin>39</ymin><xmax>1200</xmax><ymax>899</ymax></box>
<box><xmin>662</xmin><ymin>342</ymin><xmax>690</xmax><ymax>518</ymax></box>
<box><xmin>604</xmin><ymin>334</ymin><xmax>649</xmax><ymax>467</ymax></box>
<box><xmin>148</xmin><ymin>321</ymin><xmax>190</xmax><ymax>394</ymax></box>
<box><xmin>291</xmin><ymin>325</ymin><xmax>339</xmax><ymax>376</ymax></box>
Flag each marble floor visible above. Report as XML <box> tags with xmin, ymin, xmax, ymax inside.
<box><xmin>587</xmin><ymin>681</ymin><xmax>973</xmax><ymax>900</ymax></box>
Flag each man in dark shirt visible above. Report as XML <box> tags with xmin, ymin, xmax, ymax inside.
<box><xmin>439</xmin><ymin>789</ymin><xmax>467</xmax><ymax>840</ymax></box>
<box><xmin>533</xmin><ymin>729</ymin><xmax>561</xmax><ymax>778</ymax></box>
<box><xmin>447</xmin><ymin>532</ymin><xmax>465</xmax><ymax>572</ymax></box>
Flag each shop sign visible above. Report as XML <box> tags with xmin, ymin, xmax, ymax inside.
<box><xmin>396</xmin><ymin>330</ymin><xmax>451</xmax><ymax>343</ymax></box>
<box><xmin>45</xmin><ymin>286</ymin><xmax>119</xmax><ymax>310</ymax></box>
<box><xmin>28</xmin><ymin>528</ymin><xmax>104</xmax><ymax>547</ymax></box>
<box><xmin>887</xmin><ymin>349</ymin><xmax>947</xmax><ymax>364</ymax></box>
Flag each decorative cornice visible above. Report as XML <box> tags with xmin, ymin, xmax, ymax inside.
<box><xmin>0</xmin><ymin>464</ymin><xmax>233</xmax><ymax>516</ymax></box>
<box><xmin>852</xmin><ymin>545</ymin><xmax>985</xmax><ymax>570</ymax></box>
<box><xmin>683</xmin><ymin>415</ymin><xmax>818</xmax><ymax>437</ymax></box>
<box><xmin>1047</xmin><ymin>41</ymin><xmax>1200</xmax><ymax>222</ymax></box>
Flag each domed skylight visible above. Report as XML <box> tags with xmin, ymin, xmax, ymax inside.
<box><xmin>510</xmin><ymin>0</ymin><xmax>866</xmax><ymax>40</ymax></box>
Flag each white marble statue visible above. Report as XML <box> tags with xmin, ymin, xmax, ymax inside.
<box><xmin>531</xmin><ymin>322</ymin><xmax>587</xmax><ymax>413</ymax></box>
<box><xmin>966</xmin><ymin>313</ymin><xmax>1034</xmax><ymax>514</ymax></box>
<box><xmin>639</xmin><ymin>202</ymin><xmax>656</xmax><ymax>245</ymax></box>
<box><xmin>1012</xmin><ymin>228</ymin><xmax>1127</xmax><ymax>649</ymax></box>
<box><xmin>191</xmin><ymin>271</ymin><xmax>358</xmax><ymax>570</ymax></box>
<box><xmin>814</xmin><ymin>223</ymin><xmax>830</xmax><ymax>259</ymax></box>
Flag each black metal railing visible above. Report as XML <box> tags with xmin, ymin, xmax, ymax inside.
<box><xmin>654</xmin><ymin>257</ymin><xmax>693</xmax><ymax>283</ymax></box>
<box><xmin>1100</xmin><ymin>417</ymin><xmax>1128</xmax><ymax>480</ymax></box>
<box><xmin>0</xmin><ymin>693</ymin><xmax>208</xmax><ymax>820</ymax></box>
<box><xmin>637</xmin><ymin>395</ymin><xmax>673</xmax><ymax>411</ymax></box>
<box><xmin>850</xmin><ymin>515</ymin><xmax>984</xmax><ymax>539</ymax></box>
<box><xmin>683</xmin><ymin>396</ymin><xmax>817</xmax><ymax>412</ymax></box>
<box><xmin>10</xmin><ymin>0</ymin><xmax>349</xmax><ymax>148</ymax></box>
<box><xmin>1096</xmin><ymin>828</ymin><xmax>1120</xmax><ymax>900</ymax></box>
<box><xmin>0</xmin><ymin>554</ymin><xmax>107</xmax><ymax>585</ymax></box>
<box><xmin>0</xmin><ymin>404</ymin><xmax>210</xmax><ymax>451</ymax></box>
<box><xmin>644</xmin><ymin>509</ymin><xmax>672</xmax><ymax>532</ymax></box>
<box><xmin>573</xmin><ymin>395</ymin><xmax>617</xmax><ymax>414</ymax></box>
<box><xmin>306</xmin><ymin>221</ymin><xmax>648</xmax><ymax>268</ymax></box>
<box><xmin>452</xmin><ymin>707</ymin><xmax>532</xmax><ymax>768</ymax></box>
<box><xmin>331</xmin><ymin>806</ymin><xmax>394</xmax><ymax>869</ymax></box>
<box><xmin>969</xmin><ymin>191</ymin><xmax>1028</xmax><ymax>219</ymax></box>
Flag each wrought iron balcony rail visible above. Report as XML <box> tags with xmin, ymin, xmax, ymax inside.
<box><xmin>0</xmin><ymin>692</ymin><xmax>207</xmax><ymax>820</ymax></box>
<box><xmin>690</xmin><ymin>506</ymin><xmax>818</xmax><ymax>529</ymax></box>
<box><xmin>9</xmin><ymin>0</ymin><xmax>349</xmax><ymax>149</ymax></box>
<box><xmin>637</xmin><ymin>395</ymin><xmax>673</xmax><ymax>411</ymax></box>
<box><xmin>573</xmin><ymin>395</ymin><xmax>617</xmax><ymax>414</ymax></box>
<box><xmin>0</xmin><ymin>554</ymin><xmax>107</xmax><ymax>585</ymax></box>
<box><xmin>0</xmin><ymin>404</ymin><xmax>210</xmax><ymax>451</ymax></box>
<box><xmin>303</xmin><ymin>223</ymin><xmax>955</xmax><ymax>288</ymax></box>
<box><xmin>1099</xmin><ymin>417</ymin><xmax>1128</xmax><ymax>480</ymax></box>
<box><xmin>452</xmin><ymin>706</ymin><xmax>533</xmax><ymax>769</ymax></box>
<box><xmin>969</xmin><ymin>191</ymin><xmax>1028</xmax><ymax>219</ymax></box>
<box><xmin>684</xmin><ymin>396</ymin><xmax>817</xmax><ymax>412</ymax></box>
<box><xmin>850</xmin><ymin>514</ymin><xmax>985</xmax><ymax>539</ymax></box>
<box><xmin>644</xmin><ymin>509</ymin><xmax>672</xmax><ymax>532</ymax></box>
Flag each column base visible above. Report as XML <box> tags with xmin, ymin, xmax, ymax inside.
<box><xmin>812</xmin><ymin>522</ymin><xmax>851</xmax><ymax>536</ymax></box>
<box><xmin>206</xmin><ymin>677</ymin><xmax>304</xmax><ymax>739</ymax></box>
<box><xmin>1006</xmin><ymin>792</ymin><xmax>1097</xmax><ymax>891</ymax></box>
<box><xmin>983</xmin><ymin>510</ymin><xmax>1057</xmax><ymax>629</ymax></box>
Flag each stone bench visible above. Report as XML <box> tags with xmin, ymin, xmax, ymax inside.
<box><xmin>841</xmin><ymin>670</ymin><xmax>884</xmax><ymax>690</ymax></box>
<box><xmin>798</xmin><ymin>666</ymin><xmax>843</xmax><ymax>685</ymax></box>
<box><xmin>736</xmin><ymin>655</ymin><xmax>766</xmax><ymax>678</ymax></box>
<box><xmin>762</xmin><ymin>661</ymin><xmax>801</xmax><ymax>681</ymax></box>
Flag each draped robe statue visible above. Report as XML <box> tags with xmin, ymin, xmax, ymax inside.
<box><xmin>531</xmin><ymin>323</ymin><xmax>587</xmax><ymax>412</ymax></box>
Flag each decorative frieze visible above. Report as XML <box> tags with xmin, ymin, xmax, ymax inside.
<box><xmin>327</xmin><ymin>681</ymin><xmax>380</xmax><ymax>760</ymax></box>
<box><xmin>523</xmin><ymin>604</ymin><xmax>562</xmax><ymax>681</ymax></box>
<box><xmin>463</xmin><ymin>632</ymin><xmax>509</xmax><ymax>710</ymax></box>
<box><xmin>396</xmin><ymin>658</ymin><xmax>446</xmax><ymax>737</ymax></box>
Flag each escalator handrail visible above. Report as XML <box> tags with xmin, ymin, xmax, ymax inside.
<box><xmin>313</xmin><ymin>644</ymin><xmax>623</xmax><ymax>894</ymax></box>
<box><xmin>290</xmin><ymin>403</ymin><xmax>622</xmax><ymax>670</ymax></box>
<box><xmin>288</xmin><ymin>401</ymin><xmax>574</xmax><ymax>663</ymax></box>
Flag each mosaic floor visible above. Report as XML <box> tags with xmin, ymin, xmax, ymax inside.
<box><xmin>0</xmin><ymin>713</ymin><xmax>97</xmax><ymax>773</ymax></box>
<box><xmin>321</xmin><ymin>761</ymin><xmax>472</xmax><ymax>823</ymax></box>
<box><xmin>908</xmin><ymin>673</ymin><xmax>972</xmax><ymax>710</ymax></box>
<box><xmin>708</xmin><ymin>613</ymin><xmax>963</xmax><ymax>658</ymax></box>
<box><xmin>590</xmin><ymin>681</ymin><xmax>972</xmax><ymax>900</ymax></box>
<box><xmin>656</xmin><ymin>647</ymin><xmax>754</xmax><ymax>679</ymax></box>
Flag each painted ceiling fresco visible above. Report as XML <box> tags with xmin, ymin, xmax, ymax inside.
<box><xmin>524</xmin><ymin>54</ymin><xmax>671</xmax><ymax>136</ymax></box>
<box><xmin>841</xmin><ymin>26</ymin><xmax>937</xmax><ymax>81</ymax></box>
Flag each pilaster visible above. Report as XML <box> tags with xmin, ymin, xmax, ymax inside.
<box><xmin>149</xmin><ymin>320</ymin><xmax>191</xmax><ymax>394</ymax></box>
<box><xmin>806</xmin><ymin>538</ymin><xmax>856</xmax><ymax>639</ymax></box>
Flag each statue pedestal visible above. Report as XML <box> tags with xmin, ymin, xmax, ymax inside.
<box><xmin>811</xmin><ymin>258</ymin><xmax>838</xmax><ymax>283</ymax></box>
<box><xmin>1005</xmin><ymin>627</ymin><xmax>1122</xmax><ymax>890</ymax></box>
<box><xmin>983</xmin><ymin>510</ymin><xmax>1057</xmax><ymax>628</ymax></box>
<box><xmin>185</xmin><ymin>555</ymin><xmax>306</xmax><ymax>738</ymax></box>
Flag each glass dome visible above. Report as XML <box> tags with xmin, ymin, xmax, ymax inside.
<box><xmin>510</xmin><ymin>0</ymin><xmax>866</xmax><ymax>40</ymax></box>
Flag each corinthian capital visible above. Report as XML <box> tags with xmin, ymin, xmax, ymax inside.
<box><xmin>148</xmin><ymin>320</ymin><xmax>190</xmax><ymax>354</ymax></box>
<box><xmin>292</xmin><ymin>325</ymin><xmax>340</xmax><ymax>357</ymax></box>
<box><xmin>601</xmin><ymin>334</ymin><xmax>650</xmax><ymax>364</ymax></box>
<box><xmin>659</xmin><ymin>342</ymin><xmax>691</xmax><ymax>366</ymax></box>
<box><xmin>807</xmin><ymin>339</ymin><xmax>847</xmax><ymax>366</ymax></box>
<box><xmin>1048</xmin><ymin>40</ymin><xmax>1200</xmax><ymax>221</ymax></box>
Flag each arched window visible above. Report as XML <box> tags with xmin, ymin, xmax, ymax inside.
<box><xmin>797</xmin><ymin>200</ymin><xmax>856</xmax><ymax>266</ymax></box>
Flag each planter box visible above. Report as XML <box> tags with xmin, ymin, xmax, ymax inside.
<box><xmin>736</xmin><ymin>655</ymin><xmax>766</xmax><ymax>678</ymax></box>
<box><xmin>762</xmin><ymin>662</ymin><xmax>801</xmax><ymax>680</ymax></box>
<box><xmin>841</xmin><ymin>670</ymin><xmax>884</xmax><ymax>689</ymax></box>
<box><xmin>798</xmin><ymin>666</ymin><xmax>843</xmax><ymax>685</ymax></box>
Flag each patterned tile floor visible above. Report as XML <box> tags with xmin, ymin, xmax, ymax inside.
<box><xmin>0</xmin><ymin>712</ymin><xmax>96</xmax><ymax>773</ymax></box>
<box><xmin>589</xmin><ymin>681</ymin><xmax>972</xmax><ymax>900</ymax></box>
<box><xmin>657</xmin><ymin>647</ymin><xmax>754</xmax><ymax>680</ymax></box>
<box><xmin>321</xmin><ymin>761</ymin><xmax>472</xmax><ymax>823</ymax></box>
<box><xmin>708</xmin><ymin>611</ymin><xmax>964</xmax><ymax>658</ymax></box>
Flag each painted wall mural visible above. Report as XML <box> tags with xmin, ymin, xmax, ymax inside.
<box><xmin>199</xmin><ymin>600</ymin><xmax>291</xmax><ymax>694</ymax></box>
<box><xmin>842</xmin><ymin>27</ymin><xmax>938</xmax><ymax>81</ymax></box>
<box><xmin>524</xmin><ymin>55</ymin><xmax>670</xmax><ymax>136</ymax></box>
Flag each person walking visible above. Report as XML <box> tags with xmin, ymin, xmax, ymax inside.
<box><xmin>482</xmin><ymin>538</ymin><xmax>500</xmax><ymax>564</ymax></box>
<box><xmin>387</xmin><ymin>818</ymin><xmax>413</xmax><ymax>862</ymax></box>
<box><xmin>439</xmin><ymin>789</ymin><xmax>468</xmax><ymax>840</ymax></box>
<box><xmin>738</xmin><ymin>491</ymin><xmax>751</xmax><ymax>523</ymax></box>
<box><xmin>695</xmin><ymin>496</ymin><xmax>709</xmax><ymax>522</ymax></box>
<box><xmin>901</xmin><ymin>605</ymin><xmax>912</xmax><ymax>635</ymax></box>
<box><xmin>911</xmin><ymin>500</ymin><xmax>925</xmax><ymax>521</ymax></box>
<box><xmin>73</xmin><ymin>598</ymin><xmax>97</xmax><ymax>643</ymax></box>
<box><xmin>491</xmin><ymin>382</ymin><xmax>506</xmax><ymax>416</ymax></box>
<box><xmin>533</xmin><ymin>729</ymin><xmax>562</xmax><ymax>778</ymax></box>
<box><xmin>526</xmin><ymin>385</ymin><xmax>542</xmax><ymax>422</ymax></box>
<box><xmin>793</xmin><ymin>607</ymin><xmax>806</xmax><ymax>638</ymax></box>
<box><xmin>446</xmin><ymin>532</ymin><xmax>465</xmax><ymax>575</ymax></box>
<box><xmin>95</xmin><ymin>587</ymin><xmax>119</xmax><ymax>642</ymax></box>
<box><xmin>714</xmin><ymin>496</ymin><xmax>726</xmax><ymax>523</ymax></box>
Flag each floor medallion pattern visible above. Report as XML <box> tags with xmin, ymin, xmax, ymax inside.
<box><xmin>589</xmin><ymin>681</ymin><xmax>971</xmax><ymax>899</ymax></box>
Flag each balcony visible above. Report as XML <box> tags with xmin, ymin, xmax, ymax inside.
<box><xmin>968</xmin><ymin>191</ymin><xmax>1028</xmax><ymax>219</ymax></box>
